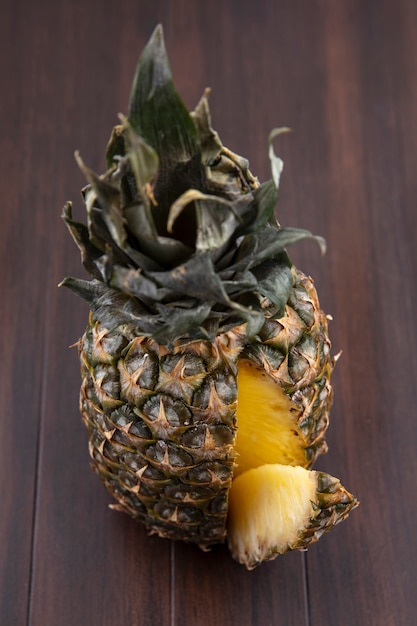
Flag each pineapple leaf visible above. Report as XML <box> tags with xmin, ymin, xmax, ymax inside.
<box><xmin>150</xmin><ymin>252</ymin><xmax>232</xmax><ymax>305</ymax></box>
<box><xmin>252</xmin><ymin>180</ymin><xmax>279</xmax><ymax>229</ymax></box>
<box><xmin>191</xmin><ymin>89</ymin><xmax>223</xmax><ymax>165</ymax></box>
<box><xmin>75</xmin><ymin>152</ymin><xmax>127</xmax><ymax>250</ymax></box>
<box><xmin>232</xmin><ymin>226</ymin><xmax>326</xmax><ymax>272</ymax></box>
<box><xmin>59</xmin><ymin>276</ymin><xmax>107</xmax><ymax>303</ymax></box>
<box><xmin>109</xmin><ymin>265</ymin><xmax>174</xmax><ymax>302</ymax></box>
<box><xmin>168</xmin><ymin>189</ymin><xmax>241</xmax><ymax>253</ymax></box>
<box><xmin>153</xmin><ymin>301</ymin><xmax>213</xmax><ymax>343</ymax></box>
<box><xmin>250</xmin><ymin>257</ymin><xmax>293</xmax><ymax>315</ymax></box>
<box><xmin>122</xmin><ymin>117</ymin><xmax>159</xmax><ymax>201</ymax></box>
<box><xmin>60</xmin><ymin>277</ymin><xmax>159</xmax><ymax>334</ymax></box>
<box><xmin>123</xmin><ymin>201</ymin><xmax>192</xmax><ymax>269</ymax></box>
<box><xmin>62</xmin><ymin>202</ymin><xmax>104</xmax><ymax>279</ymax></box>
<box><xmin>120</xmin><ymin>184</ymin><xmax>192</xmax><ymax>269</ymax></box>
<box><xmin>105</xmin><ymin>124</ymin><xmax>125</xmax><ymax>168</ymax></box>
<box><xmin>81</xmin><ymin>188</ymin><xmax>146</xmax><ymax>269</ymax></box>
<box><xmin>123</xmin><ymin>202</ymin><xmax>159</xmax><ymax>242</ymax></box>
<box><xmin>128</xmin><ymin>25</ymin><xmax>200</xmax><ymax>170</ymax></box>
<box><xmin>221</xmin><ymin>271</ymin><xmax>258</xmax><ymax>296</ymax></box>
<box><xmin>268</xmin><ymin>127</ymin><xmax>291</xmax><ymax>189</ymax></box>
<box><xmin>229</xmin><ymin>301</ymin><xmax>264</xmax><ymax>337</ymax></box>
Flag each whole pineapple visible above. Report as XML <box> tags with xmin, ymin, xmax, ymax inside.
<box><xmin>62</xmin><ymin>25</ymin><xmax>358</xmax><ymax>568</ymax></box>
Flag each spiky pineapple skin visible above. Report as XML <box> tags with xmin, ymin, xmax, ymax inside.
<box><xmin>78</xmin><ymin>265</ymin><xmax>333</xmax><ymax>546</ymax></box>
<box><xmin>247</xmin><ymin>266</ymin><xmax>334</xmax><ymax>465</ymax></box>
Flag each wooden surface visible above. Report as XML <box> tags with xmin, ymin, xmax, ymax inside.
<box><xmin>1</xmin><ymin>1</ymin><xmax>416</xmax><ymax>624</ymax></box>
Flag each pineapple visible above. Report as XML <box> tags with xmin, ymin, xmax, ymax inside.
<box><xmin>61</xmin><ymin>25</ymin><xmax>358</xmax><ymax>566</ymax></box>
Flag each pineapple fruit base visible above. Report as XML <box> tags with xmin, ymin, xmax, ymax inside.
<box><xmin>63</xmin><ymin>24</ymin><xmax>359</xmax><ymax>567</ymax></box>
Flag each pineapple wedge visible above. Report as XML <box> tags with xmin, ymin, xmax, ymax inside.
<box><xmin>227</xmin><ymin>464</ymin><xmax>358</xmax><ymax>569</ymax></box>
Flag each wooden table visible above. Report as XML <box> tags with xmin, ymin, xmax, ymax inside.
<box><xmin>2</xmin><ymin>1</ymin><xmax>416</xmax><ymax>624</ymax></box>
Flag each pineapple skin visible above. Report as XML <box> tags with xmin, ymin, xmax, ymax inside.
<box><xmin>80</xmin><ymin>323</ymin><xmax>241</xmax><ymax>546</ymax></box>
<box><xmin>78</xmin><ymin>265</ymin><xmax>333</xmax><ymax>547</ymax></box>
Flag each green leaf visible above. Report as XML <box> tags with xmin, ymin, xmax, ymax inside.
<box><xmin>222</xmin><ymin>270</ymin><xmax>258</xmax><ymax>296</ymax></box>
<box><xmin>75</xmin><ymin>152</ymin><xmax>127</xmax><ymax>250</ymax></box>
<box><xmin>61</xmin><ymin>202</ymin><xmax>104</xmax><ymax>279</ymax></box>
<box><xmin>60</xmin><ymin>277</ymin><xmax>159</xmax><ymax>334</ymax></box>
<box><xmin>124</xmin><ymin>202</ymin><xmax>158</xmax><ymax>242</ymax></box>
<box><xmin>268</xmin><ymin>127</ymin><xmax>291</xmax><ymax>189</ymax></box>
<box><xmin>105</xmin><ymin>124</ymin><xmax>125</xmax><ymax>168</ymax></box>
<box><xmin>168</xmin><ymin>189</ymin><xmax>241</xmax><ymax>253</ymax></box>
<box><xmin>110</xmin><ymin>265</ymin><xmax>173</xmax><ymax>302</ymax></box>
<box><xmin>251</xmin><ymin>258</ymin><xmax>293</xmax><ymax>315</ymax></box>
<box><xmin>224</xmin><ymin>295</ymin><xmax>265</xmax><ymax>337</ymax></box>
<box><xmin>153</xmin><ymin>301</ymin><xmax>213</xmax><ymax>343</ymax></box>
<box><xmin>190</xmin><ymin>89</ymin><xmax>223</xmax><ymax>165</ymax></box>
<box><xmin>150</xmin><ymin>252</ymin><xmax>232</xmax><ymax>305</ymax></box>
<box><xmin>128</xmin><ymin>25</ymin><xmax>201</xmax><ymax>169</ymax></box>
<box><xmin>232</xmin><ymin>225</ymin><xmax>326</xmax><ymax>272</ymax></box>
<box><xmin>124</xmin><ymin>201</ymin><xmax>192</xmax><ymax>268</ymax></box>
<box><xmin>122</xmin><ymin>117</ymin><xmax>159</xmax><ymax>200</ymax></box>
<box><xmin>59</xmin><ymin>276</ymin><xmax>108</xmax><ymax>304</ymax></box>
<box><xmin>252</xmin><ymin>180</ymin><xmax>279</xmax><ymax>229</ymax></box>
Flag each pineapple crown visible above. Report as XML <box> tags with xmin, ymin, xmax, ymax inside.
<box><xmin>61</xmin><ymin>24</ymin><xmax>324</xmax><ymax>344</ymax></box>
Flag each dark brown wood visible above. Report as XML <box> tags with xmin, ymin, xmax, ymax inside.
<box><xmin>1</xmin><ymin>0</ymin><xmax>416</xmax><ymax>624</ymax></box>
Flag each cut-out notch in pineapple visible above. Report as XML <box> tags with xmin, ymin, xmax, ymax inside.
<box><xmin>228</xmin><ymin>360</ymin><xmax>358</xmax><ymax>568</ymax></box>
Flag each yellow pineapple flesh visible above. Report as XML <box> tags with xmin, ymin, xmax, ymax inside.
<box><xmin>234</xmin><ymin>360</ymin><xmax>308</xmax><ymax>475</ymax></box>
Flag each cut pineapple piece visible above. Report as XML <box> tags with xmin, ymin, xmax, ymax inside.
<box><xmin>227</xmin><ymin>464</ymin><xmax>359</xmax><ymax>569</ymax></box>
<box><xmin>235</xmin><ymin>361</ymin><xmax>307</xmax><ymax>475</ymax></box>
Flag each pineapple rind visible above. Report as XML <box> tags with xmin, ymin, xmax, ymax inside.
<box><xmin>80</xmin><ymin>319</ymin><xmax>243</xmax><ymax>546</ymax></box>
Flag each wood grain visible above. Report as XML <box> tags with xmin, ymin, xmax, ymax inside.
<box><xmin>1</xmin><ymin>1</ymin><xmax>416</xmax><ymax>624</ymax></box>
